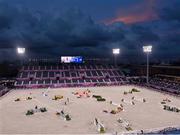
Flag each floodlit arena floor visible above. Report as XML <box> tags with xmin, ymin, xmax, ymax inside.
<box><xmin>0</xmin><ymin>85</ymin><xmax>180</xmax><ymax>134</ymax></box>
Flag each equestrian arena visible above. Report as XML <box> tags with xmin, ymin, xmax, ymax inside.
<box><xmin>1</xmin><ymin>85</ymin><xmax>180</xmax><ymax>134</ymax></box>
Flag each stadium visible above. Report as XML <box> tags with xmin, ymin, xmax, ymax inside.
<box><xmin>0</xmin><ymin>0</ymin><xmax>180</xmax><ymax>135</ymax></box>
<box><xmin>1</xmin><ymin>52</ymin><xmax>180</xmax><ymax>134</ymax></box>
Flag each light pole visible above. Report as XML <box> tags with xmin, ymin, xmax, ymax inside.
<box><xmin>143</xmin><ymin>45</ymin><xmax>152</xmax><ymax>84</ymax></box>
<box><xmin>17</xmin><ymin>47</ymin><xmax>26</xmax><ymax>65</ymax></box>
<box><xmin>112</xmin><ymin>48</ymin><xmax>120</xmax><ymax>66</ymax></box>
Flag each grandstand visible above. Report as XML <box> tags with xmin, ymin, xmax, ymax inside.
<box><xmin>13</xmin><ymin>58</ymin><xmax>180</xmax><ymax>96</ymax></box>
<box><xmin>124</xmin><ymin>65</ymin><xmax>180</xmax><ymax>96</ymax></box>
<box><xmin>15</xmin><ymin>63</ymin><xmax>127</xmax><ymax>88</ymax></box>
<box><xmin>127</xmin><ymin>77</ymin><xmax>180</xmax><ymax>95</ymax></box>
<box><xmin>0</xmin><ymin>85</ymin><xmax>8</xmax><ymax>97</ymax></box>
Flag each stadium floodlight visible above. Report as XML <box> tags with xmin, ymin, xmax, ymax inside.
<box><xmin>17</xmin><ymin>47</ymin><xmax>26</xmax><ymax>65</ymax></box>
<box><xmin>17</xmin><ymin>47</ymin><xmax>25</xmax><ymax>54</ymax></box>
<box><xmin>113</xmin><ymin>48</ymin><xmax>120</xmax><ymax>54</ymax></box>
<box><xmin>143</xmin><ymin>45</ymin><xmax>152</xmax><ymax>84</ymax></box>
<box><xmin>143</xmin><ymin>45</ymin><xmax>152</xmax><ymax>53</ymax></box>
<box><xmin>112</xmin><ymin>48</ymin><xmax>120</xmax><ymax>66</ymax></box>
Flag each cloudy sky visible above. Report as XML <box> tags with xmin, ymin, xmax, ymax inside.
<box><xmin>0</xmin><ymin>0</ymin><xmax>180</xmax><ymax>63</ymax></box>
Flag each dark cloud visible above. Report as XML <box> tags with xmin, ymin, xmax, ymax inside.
<box><xmin>0</xmin><ymin>1</ymin><xmax>179</xmax><ymax>62</ymax></box>
<box><xmin>131</xmin><ymin>25</ymin><xmax>159</xmax><ymax>43</ymax></box>
<box><xmin>158</xmin><ymin>1</ymin><xmax>180</xmax><ymax>22</ymax></box>
<box><xmin>0</xmin><ymin>3</ymin><xmax>126</xmax><ymax>58</ymax></box>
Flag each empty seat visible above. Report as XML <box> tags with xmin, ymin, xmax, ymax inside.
<box><xmin>108</xmin><ymin>71</ymin><xmax>114</xmax><ymax>76</ymax></box>
<box><xmin>91</xmin><ymin>71</ymin><xmax>98</xmax><ymax>76</ymax></box>
<box><xmin>70</xmin><ymin>65</ymin><xmax>75</xmax><ymax>70</ymax></box>
<box><xmin>29</xmin><ymin>66</ymin><xmax>33</xmax><ymax>70</ymax></box>
<box><xmin>34</xmin><ymin>66</ymin><xmax>39</xmax><ymax>70</ymax></box>
<box><xmin>59</xmin><ymin>80</ymin><xmax>65</xmax><ymax>84</ymax></box>
<box><xmin>97</xmin><ymin>65</ymin><xmax>103</xmax><ymax>69</ymax></box>
<box><xmin>71</xmin><ymin>72</ymin><xmax>77</xmax><ymax>77</ymax></box>
<box><xmin>76</xmin><ymin>65</ymin><xmax>80</xmax><ymax>69</ymax></box>
<box><xmin>22</xmin><ymin>72</ymin><xmax>28</xmax><ymax>78</ymax></box>
<box><xmin>78</xmin><ymin>79</ymin><xmax>84</xmax><ymax>83</ymax></box>
<box><xmin>36</xmin><ymin>71</ymin><xmax>42</xmax><ymax>78</ymax></box>
<box><xmin>42</xmin><ymin>71</ymin><xmax>48</xmax><ymax>78</ymax></box>
<box><xmin>46</xmin><ymin>66</ymin><xmax>51</xmax><ymax>70</ymax></box>
<box><xmin>80</xmin><ymin>65</ymin><xmax>86</xmax><ymax>69</ymax></box>
<box><xmin>40</xmin><ymin>66</ymin><xmax>45</xmax><ymax>70</ymax></box>
<box><xmin>97</xmin><ymin>70</ymin><xmax>103</xmax><ymax>76</ymax></box>
<box><xmin>86</xmin><ymin>65</ymin><xmax>92</xmax><ymax>69</ymax></box>
<box><xmin>16</xmin><ymin>80</ymin><xmax>22</xmax><ymax>85</ymax></box>
<box><xmin>91</xmin><ymin>79</ymin><xmax>98</xmax><ymax>82</ymax></box>
<box><xmin>86</xmin><ymin>71</ymin><xmax>92</xmax><ymax>77</ymax></box>
<box><xmin>52</xmin><ymin>66</ymin><xmax>57</xmax><ymax>70</ymax></box>
<box><xmin>49</xmin><ymin>72</ymin><xmax>55</xmax><ymax>77</ymax></box>
<box><xmin>52</xmin><ymin>80</ymin><xmax>58</xmax><ymax>84</ymax></box>
<box><xmin>85</xmin><ymin>79</ymin><xmax>91</xmax><ymax>83</ymax></box>
<box><xmin>97</xmin><ymin>79</ymin><xmax>104</xmax><ymax>83</ymax></box>
<box><xmin>24</xmin><ymin>66</ymin><xmax>29</xmax><ymax>70</ymax></box>
<box><xmin>112</xmin><ymin>70</ymin><xmax>119</xmax><ymax>76</ymax></box>
<box><xmin>65</xmin><ymin>79</ymin><xmax>71</xmax><ymax>84</ymax></box>
<box><xmin>104</xmin><ymin>79</ymin><xmax>110</xmax><ymax>82</ymax></box>
<box><xmin>64</xmin><ymin>65</ymin><xmax>69</xmax><ymax>70</ymax></box>
<box><xmin>45</xmin><ymin>79</ymin><xmax>51</xmax><ymax>84</ymax></box>
<box><xmin>117</xmin><ymin>70</ymin><xmax>123</xmax><ymax>76</ymax></box>
<box><xmin>17</xmin><ymin>73</ymin><xmax>22</xmax><ymax>78</ymax></box>
<box><xmin>38</xmin><ymin>80</ymin><xmax>44</xmax><ymax>84</ymax></box>
<box><xmin>91</xmin><ymin>65</ymin><xmax>97</xmax><ymax>69</ymax></box>
<box><xmin>110</xmin><ymin>78</ymin><xmax>116</xmax><ymax>82</ymax></box>
<box><xmin>116</xmin><ymin>77</ymin><xmax>121</xmax><ymax>82</ymax></box>
<box><xmin>58</xmin><ymin>65</ymin><xmax>63</xmax><ymax>70</ymax></box>
<box><xmin>31</xmin><ymin>80</ymin><xmax>37</xmax><ymax>84</ymax></box>
<box><xmin>23</xmin><ymin>80</ymin><xmax>29</xmax><ymax>85</ymax></box>
<box><xmin>64</xmin><ymin>71</ymin><xmax>70</xmax><ymax>77</ymax></box>
<box><xmin>72</xmin><ymin>79</ymin><xmax>78</xmax><ymax>83</ymax></box>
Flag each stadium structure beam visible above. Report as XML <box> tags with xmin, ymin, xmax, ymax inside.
<box><xmin>143</xmin><ymin>45</ymin><xmax>152</xmax><ymax>84</ymax></box>
<box><xmin>112</xmin><ymin>48</ymin><xmax>120</xmax><ymax>66</ymax></box>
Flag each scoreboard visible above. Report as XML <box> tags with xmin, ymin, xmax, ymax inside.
<box><xmin>61</xmin><ymin>56</ymin><xmax>83</xmax><ymax>63</ymax></box>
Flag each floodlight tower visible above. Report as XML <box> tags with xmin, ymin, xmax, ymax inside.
<box><xmin>112</xmin><ymin>48</ymin><xmax>120</xmax><ymax>66</ymax></box>
<box><xmin>143</xmin><ymin>45</ymin><xmax>152</xmax><ymax>84</ymax></box>
<box><xmin>17</xmin><ymin>47</ymin><xmax>26</xmax><ymax>65</ymax></box>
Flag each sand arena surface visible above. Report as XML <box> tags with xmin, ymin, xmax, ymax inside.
<box><xmin>0</xmin><ymin>85</ymin><xmax>180</xmax><ymax>134</ymax></box>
